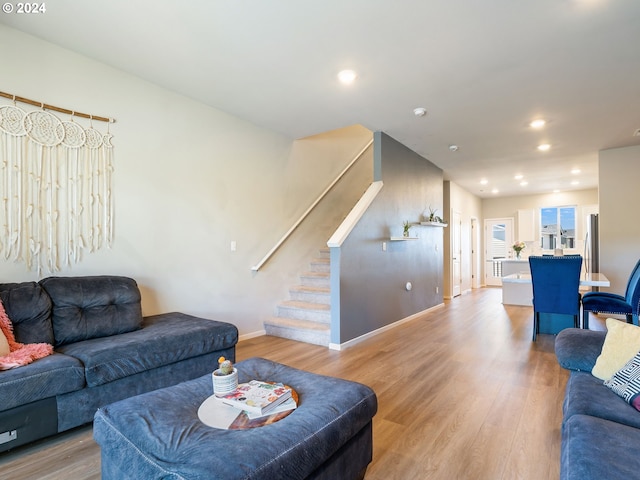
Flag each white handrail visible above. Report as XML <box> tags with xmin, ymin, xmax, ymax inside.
<box><xmin>251</xmin><ymin>138</ymin><xmax>373</xmax><ymax>271</ymax></box>
<box><xmin>327</xmin><ymin>181</ymin><xmax>383</xmax><ymax>248</ymax></box>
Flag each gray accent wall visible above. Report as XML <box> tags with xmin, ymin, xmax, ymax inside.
<box><xmin>334</xmin><ymin>132</ymin><xmax>444</xmax><ymax>344</ymax></box>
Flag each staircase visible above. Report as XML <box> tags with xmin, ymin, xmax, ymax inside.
<box><xmin>264</xmin><ymin>248</ymin><xmax>332</xmax><ymax>347</ymax></box>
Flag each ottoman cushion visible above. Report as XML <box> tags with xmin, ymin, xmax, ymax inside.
<box><xmin>94</xmin><ymin>357</ymin><xmax>377</xmax><ymax>480</ymax></box>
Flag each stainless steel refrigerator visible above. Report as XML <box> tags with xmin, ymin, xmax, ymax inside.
<box><xmin>584</xmin><ymin>213</ymin><xmax>599</xmax><ymax>276</ymax></box>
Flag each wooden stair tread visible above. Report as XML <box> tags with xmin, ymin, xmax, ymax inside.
<box><xmin>279</xmin><ymin>300</ymin><xmax>330</xmax><ymax>311</ymax></box>
<box><xmin>290</xmin><ymin>285</ymin><xmax>330</xmax><ymax>293</ymax></box>
<box><xmin>264</xmin><ymin>317</ymin><xmax>330</xmax><ymax>331</ymax></box>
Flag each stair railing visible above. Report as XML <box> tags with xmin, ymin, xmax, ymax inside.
<box><xmin>327</xmin><ymin>180</ymin><xmax>383</xmax><ymax>248</ymax></box>
<box><xmin>251</xmin><ymin>138</ymin><xmax>373</xmax><ymax>271</ymax></box>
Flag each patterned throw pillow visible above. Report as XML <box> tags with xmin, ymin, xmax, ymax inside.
<box><xmin>605</xmin><ymin>350</ymin><xmax>640</xmax><ymax>411</ymax></box>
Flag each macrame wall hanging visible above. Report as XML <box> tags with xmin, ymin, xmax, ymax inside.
<box><xmin>0</xmin><ymin>91</ymin><xmax>116</xmax><ymax>274</ymax></box>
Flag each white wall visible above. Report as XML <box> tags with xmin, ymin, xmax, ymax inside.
<box><xmin>599</xmin><ymin>145</ymin><xmax>640</xmax><ymax>293</ymax></box>
<box><xmin>0</xmin><ymin>25</ymin><xmax>373</xmax><ymax>338</ymax></box>
<box><xmin>483</xmin><ymin>189</ymin><xmax>598</xmax><ymax>254</ymax></box>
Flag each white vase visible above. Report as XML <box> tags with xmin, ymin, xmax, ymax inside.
<box><xmin>212</xmin><ymin>368</ymin><xmax>238</xmax><ymax>397</ymax></box>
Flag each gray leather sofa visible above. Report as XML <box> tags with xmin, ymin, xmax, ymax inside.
<box><xmin>0</xmin><ymin>275</ymin><xmax>238</xmax><ymax>452</ymax></box>
<box><xmin>555</xmin><ymin>328</ymin><xmax>640</xmax><ymax>480</ymax></box>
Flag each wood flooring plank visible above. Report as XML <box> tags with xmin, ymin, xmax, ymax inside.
<box><xmin>0</xmin><ymin>287</ymin><xmax>570</xmax><ymax>480</ymax></box>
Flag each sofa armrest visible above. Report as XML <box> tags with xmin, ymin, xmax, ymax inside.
<box><xmin>555</xmin><ymin>328</ymin><xmax>606</xmax><ymax>372</ymax></box>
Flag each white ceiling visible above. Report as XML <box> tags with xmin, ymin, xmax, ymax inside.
<box><xmin>2</xmin><ymin>0</ymin><xmax>639</xmax><ymax>198</ymax></box>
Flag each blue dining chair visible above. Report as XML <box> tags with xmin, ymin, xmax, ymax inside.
<box><xmin>581</xmin><ymin>259</ymin><xmax>640</xmax><ymax>329</ymax></box>
<box><xmin>529</xmin><ymin>255</ymin><xmax>583</xmax><ymax>341</ymax></box>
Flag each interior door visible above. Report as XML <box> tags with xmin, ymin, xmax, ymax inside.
<box><xmin>471</xmin><ymin>217</ymin><xmax>480</xmax><ymax>289</ymax></box>
<box><xmin>452</xmin><ymin>211</ymin><xmax>462</xmax><ymax>297</ymax></box>
<box><xmin>484</xmin><ymin>218</ymin><xmax>514</xmax><ymax>286</ymax></box>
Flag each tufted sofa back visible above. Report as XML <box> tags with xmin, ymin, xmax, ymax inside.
<box><xmin>0</xmin><ymin>281</ymin><xmax>54</xmax><ymax>345</ymax></box>
<box><xmin>0</xmin><ymin>276</ymin><xmax>143</xmax><ymax>347</ymax></box>
<box><xmin>40</xmin><ymin>276</ymin><xmax>143</xmax><ymax>347</ymax></box>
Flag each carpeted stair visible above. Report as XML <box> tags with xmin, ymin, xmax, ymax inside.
<box><xmin>264</xmin><ymin>249</ymin><xmax>331</xmax><ymax>346</ymax></box>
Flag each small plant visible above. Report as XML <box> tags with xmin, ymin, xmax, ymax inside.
<box><xmin>426</xmin><ymin>206</ymin><xmax>447</xmax><ymax>224</ymax></box>
<box><xmin>403</xmin><ymin>221</ymin><xmax>412</xmax><ymax>237</ymax></box>
<box><xmin>428</xmin><ymin>206</ymin><xmax>438</xmax><ymax>222</ymax></box>
<box><xmin>216</xmin><ymin>356</ymin><xmax>234</xmax><ymax>375</ymax></box>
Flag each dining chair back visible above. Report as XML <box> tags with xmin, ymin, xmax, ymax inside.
<box><xmin>529</xmin><ymin>255</ymin><xmax>583</xmax><ymax>341</ymax></box>
<box><xmin>582</xmin><ymin>258</ymin><xmax>640</xmax><ymax>329</ymax></box>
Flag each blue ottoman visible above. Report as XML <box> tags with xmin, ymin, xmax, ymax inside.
<box><xmin>93</xmin><ymin>357</ymin><xmax>377</xmax><ymax>480</ymax></box>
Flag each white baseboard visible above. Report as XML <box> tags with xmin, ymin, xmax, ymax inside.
<box><xmin>238</xmin><ymin>329</ymin><xmax>266</xmax><ymax>342</ymax></box>
<box><xmin>329</xmin><ymin>303</ymin><xmax>445</xmax><ymax>350</ymax></box>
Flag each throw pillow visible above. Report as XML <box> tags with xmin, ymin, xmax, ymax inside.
<box><xmin>592</xmin><ymin>318</ymin><xmax>640</xmax><ymax>381</ymax></box>
<box><xmin>605</xmin><ymin>350</ymin><xmax>640</xmax><ymax>411</ymax></box>
<box><xmin>0</xmin><ymin>328</ymin><xmax>9</xmax><ymax>356</ymax></box>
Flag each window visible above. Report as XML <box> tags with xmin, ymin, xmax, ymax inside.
<box><xmin>540</xmin><ymin>206</ymin><xmax>576</xmax><ymax>250</ymax></box>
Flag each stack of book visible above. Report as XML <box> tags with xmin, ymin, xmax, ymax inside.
<box><xmin>220</xmin><ymin>380</ymin><xmax>297</xmax><ymax>419</ymax></box>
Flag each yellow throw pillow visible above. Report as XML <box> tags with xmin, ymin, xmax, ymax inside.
<box><xmin>0</xmin><ymin>328</ymin><xmax>9</xmax><ymax>356</ymax></box>
<box><xmin>592</xmin><ymin>318</ymin><xmax>640</xmax><ymax>381</ymax></box>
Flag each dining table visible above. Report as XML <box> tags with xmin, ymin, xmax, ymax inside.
<box><xmin>501</xmin><ymin>271</ymin><xmax>611</xmax><ymax>334</ymax></box>
<box><xmin>503</xmin><ymin>271</ymin><xmax>610</xmax><ymax>288</ymax></box>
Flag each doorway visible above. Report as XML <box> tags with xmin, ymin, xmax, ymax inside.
<box><xmin>471</xmin><ymin>217</ymin><xmax>480</xmax><ymax>289</ymax></box>
<box><xmin>484</xmin><ymin>218</ymin><xmax>514</xmax><ymax>286</ymax></box>
<box><xmin>452</xmin><ymin>210</ymin><xmax>462</xmax><ymax>297</ymax></box>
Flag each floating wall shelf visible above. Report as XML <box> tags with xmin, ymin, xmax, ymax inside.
<box><xmin>419</xmin><ymin>221</ymin><xmax>448</xmax><ymax>227</ymax></box>
<box><xmin>390</xmin><ymin>237</ymin><xmax>419</xmax><ymax>241</ymax></box>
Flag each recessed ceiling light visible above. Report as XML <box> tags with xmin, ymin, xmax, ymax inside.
<box><xmin>514</xmin><ymin>174</ymin><xmax>523</xmax><ymax>180</ymax></box>
<box><xmin>449</xmin><ymin>145</ymin><xmax>459</xmax><ymax>152</ymax></box>
<box><xmin>571</xmin><ymin>180</ymin><xmax>580</xmax><ymax>186</ymax></box>
<box><xmin>492</xmin><ymin>188</ymin><xmax>499</xmax><ymax>194</ymax></box>
<box><xmin>530</xmin><ymin>119</ymin><xmax>546</xmax><ymax>128</ymax></box>
<box><xmin>520</xmin><ymin>181</ymin><xmax>528</xmax><ymax>186</ymax></box>
<box><xmin>480</xmin><ymin>179</ymin><xmax>488</xmax><ymax>185</ymax></box>
<box><xmin>337</xmin><ymin>69</ymin><xmax>357</xmax><ymax>85</ymax></box>
<box><xmin>413</xmin><ymin>107</ymin><xmax>427</xmax><ymax>117</ymax></box>
<box><xmin>553</xmin><ymin>189</ymin><xmax>561</xmax><ymax>193</ymax></box>
<box><xmin>537</xmin><ymin>144</ymin><xmax>551</xmax><ymax>151</ymax></box>
<box><xmin>571</xmin><ymin>168</ymin><xmax>581</xmax><ymax>174</ymax></box>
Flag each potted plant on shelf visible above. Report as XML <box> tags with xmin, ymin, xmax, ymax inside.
<box><xmin>403</xmin><ymin>221</ymin><xmax>412</xmax><ymax>237</ymax></box>
<box><xmin>423</xmin><ymin>206</ymin><xmax>447</xmax><ymax>225</ymax></box>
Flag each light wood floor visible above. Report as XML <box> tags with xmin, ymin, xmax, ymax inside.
<box><xmin>1</xmin><ymin>287</ymin><xmax>592</xmax><ymax>480</ymax></box>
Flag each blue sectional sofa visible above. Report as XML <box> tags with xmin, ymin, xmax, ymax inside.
<box><xmin>0</xmin><ymin>275</ymin><xmax>238</xmax><ymax>452</ymax></box>
<box><xmin>555</xmin><ymin>327</ymin><xmax>640</xmax><ymax>479</ymax></box>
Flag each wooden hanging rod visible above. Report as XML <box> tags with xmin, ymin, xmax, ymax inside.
<box><xmin>0</xmin><ymin>91</ymin><xmax>115</xmax><ymax>123</ymax></box>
